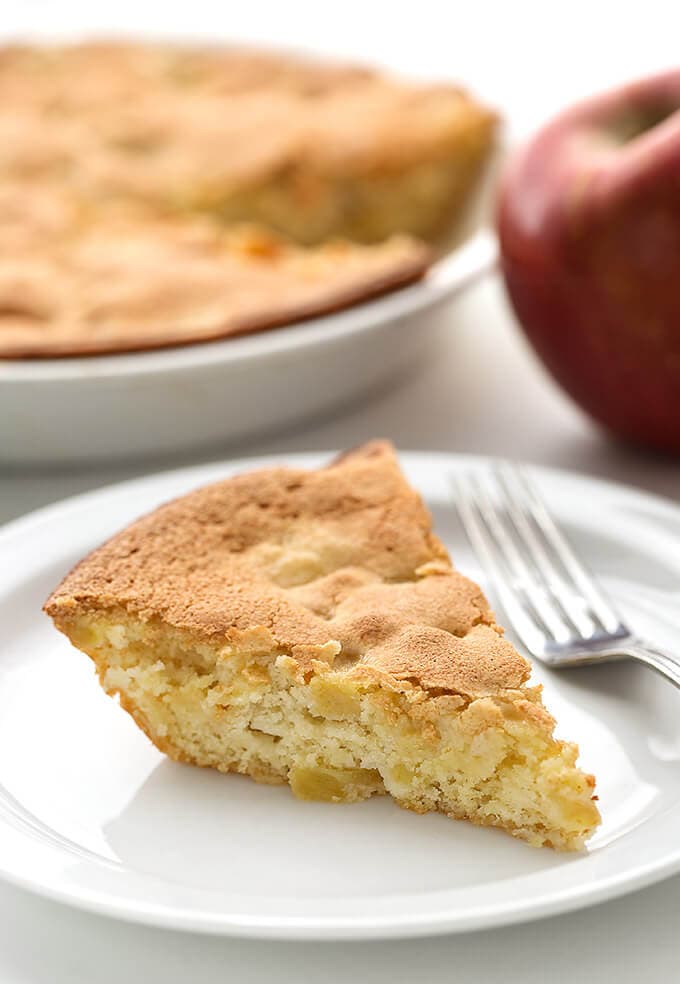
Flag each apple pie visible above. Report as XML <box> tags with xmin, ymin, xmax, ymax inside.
<box><xmin>45</xmin><ymin>442</ymin><xmax>600</xmax><ymax>849</ymax></box>
<box><xmin>0</xmin><ymin>41</ymin><xmax>496</xmax><ymax>358</ymax></box>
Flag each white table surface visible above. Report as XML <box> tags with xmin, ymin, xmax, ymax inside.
<box><xmin>1</xmin><ymin>2</ymin><xmax>680</xmax><ymax>980</ymax></box>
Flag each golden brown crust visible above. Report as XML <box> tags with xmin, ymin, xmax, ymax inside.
<box><xmin>0</xmin><ymin>41</ymin><xmax>495</xmax><ymax>358</ymax></box>
<box><xmin>0</xmin><ymin>224</ymin><xmax>429</xmax><ymax>358</ymax></box>
<box><xmin>0</xmin><ymin>42</ymin><xmax>494</xmax><ymax>188</ymax></box>
<box><xmin>46</xmin><ymin>441</ymin><xmax>530</xmax><ymax>697</ymax></box>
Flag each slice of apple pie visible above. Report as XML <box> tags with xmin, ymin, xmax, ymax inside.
<box><xmin>45</xmin><ymin>442</ymin><xmax>600</xmax><ymax>849</ymax></box>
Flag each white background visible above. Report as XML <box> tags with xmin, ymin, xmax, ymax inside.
<box><xmin>1</xmin><ymin>1</ymin><xmax>680</xmax><ymax>980</ymax></box>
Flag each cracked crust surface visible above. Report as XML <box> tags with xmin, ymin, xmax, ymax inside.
<box><xmin>45</xmin><ymin>441</ymin><xmax>530</xmax><ymax>699</ymax></box>
<box><xmin>0</xmin><ymin>42</ymin><xmax>495</xmax><ymax>195</ymax></box>
<box><xmin>0</xmin><ymin>223</ymin><xmax>429</xmax><ymax>357</ymax></box>
<box><xmin>0</xmin><ymin>41</ymin><xmax>495</xmax><ymax>358</ymax></box>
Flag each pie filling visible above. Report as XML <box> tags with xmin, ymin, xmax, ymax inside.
<box><xmin>67</xmin><ymin>610</ymin><xmax>599</xmax><ymax>850</ymax></box>
<box><xmin>190</xmin><ymin>151</ymin><xmax>491</xmax><ymax>246</ymax></box>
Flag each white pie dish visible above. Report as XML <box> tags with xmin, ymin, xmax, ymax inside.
<box><xmin>1</xmin><ymin>450</ymin><xmax>679</xmax><ymax>939</ymax></box>
<box><xmin>0</xmin><ymin>233</ymin><xmax>496</xmax><ymax>467</ymax></box>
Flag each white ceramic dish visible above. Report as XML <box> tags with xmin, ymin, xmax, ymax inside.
<box><xmin>0</xmin><ymin>234</ymin><xmax>496</xmax><ymax>467</ymax></box>
<box><xmin>1</xmin><ymin>450</ymin><xmax>679</xmax><ymax>940</ymax></box>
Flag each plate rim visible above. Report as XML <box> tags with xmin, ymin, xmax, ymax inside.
<box><xmin>1</xmin><ymin>448</ymin><xmax>680</xmax><ymax>940</ymax></box>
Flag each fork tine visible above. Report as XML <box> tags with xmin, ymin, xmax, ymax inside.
<box><xmin>512</xmin><ymin>465</ymin><xmax>623</xmax><ymax>635</ymax></box>
<box><xmin>453</xmin><ymin>474</ymin><xmax>546</xmax><ymax>654</ymax></box>
<box><xmin>468</xmin><ymin>473</ymin><xmax>573</xmax><ymax>644</ymax></box>
<box><xmin>493</xmin><ymin>462</ymin><xmax>598</xmax><ymax>639</ymax></box>
<box><xmin>458</xmin><ymin>476</ymin><xmax>570</xmax><ymax>645</ymax></box>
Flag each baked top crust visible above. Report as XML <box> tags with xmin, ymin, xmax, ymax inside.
<box><xmin>0</xmin><ymin>222</ymin><xmax>429</xmax><ymax>357</ymax></box>
<box><xmin>0</xmin><ymin>42</ymin><xmax>494</xmax><ymax>195</ymax></box>
<box><xmin>0</xmin><ymin>41</ymin><xmax>495</xmax><ymax>358</ymax></box>
<box><xmin>45</xmin><ymin>441</ymin><xmax>530</xmax><ymax>699</ymax></box>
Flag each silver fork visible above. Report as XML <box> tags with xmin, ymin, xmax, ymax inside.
<box><xmin>454</xmin><ymin>462</ymin><xmax>680</xmax><ymax>688</ymax></box>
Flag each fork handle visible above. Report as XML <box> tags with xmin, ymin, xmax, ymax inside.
<box><xmin>624</xmin><ymin>643</ymin><xmax>680</xmax><ymax>689</ymax></box>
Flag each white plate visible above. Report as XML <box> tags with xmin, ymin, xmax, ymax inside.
<box><xmin>0</xmin><ymin>228</ymin><xmax>495</xmax><ymax>467</ymax></box>
<box><xmin>1</xmin><ymin>451</ymin><xmax>679</xmax><ymax>940</ymax></box>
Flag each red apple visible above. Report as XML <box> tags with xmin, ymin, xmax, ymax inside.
<box><xmin>497</xmin><ymin>71</ymin><xmax>680</xmax><ymax>453</ymax></box>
